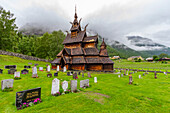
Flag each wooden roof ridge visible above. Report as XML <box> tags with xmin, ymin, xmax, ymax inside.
<box><xmin>83</xmin><ymin>35</ymin><xmax>98</xmax><ymax>43</ymax></box>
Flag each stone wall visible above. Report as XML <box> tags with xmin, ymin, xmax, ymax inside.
<box><xmin>0</xmin><ymin>50</ymin><xmax>51</xmax><ymax>62</ymax></box>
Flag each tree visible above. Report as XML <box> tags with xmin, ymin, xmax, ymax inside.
<box><xmin>153</xmin><ymin>55</ymin><xmax>158</xmax><ymax>61</ymax></box>
<box><xmin>159</xmin><ymin>53</ymin><xmax>168</xmax><ymax>59</ymax></box>
<box><xmin>0</xmin><ymin>7</ymin><xmax>17</xmax><ymax>50</ymax></box>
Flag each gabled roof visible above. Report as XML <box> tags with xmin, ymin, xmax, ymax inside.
<box><xmin>72</xmin><ymin>57</ymin><xmax>86</xmax><ymax>64</ymax></box>
<box><xmin>83</xmin><ymin>48</ymin><xmax>99</xmax><ymax>55</ymax></box>
<box><xmin>63</xmin><ymin>31</ymin><xmax>86</xmax><ymax>44</ymax></box>
<box><xmin>83</xmin><ymin>36</ymin><xmax>98</xmax><ymax>43</ymax></box>
<box><xmin>85</xmin><ymin>57</ymin><xmax>102</xmax><ymax>64</ymax></box>
<box><xmin>71</xmin><ymin>47</ymin><xmax>84</xmax><ymax>55</ymax></box>
<box><xmin>51</xmin><ymin>58</ymin><xmax>61</xmax><ymax>64</ymax></box>
<box><xmin>100</xmin><ymin>57</ymin><xmax>114</xmax><ymax>64</ymax></box>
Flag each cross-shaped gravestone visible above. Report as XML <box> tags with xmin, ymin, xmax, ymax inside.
<box><xmin>51</xmin><ymin>78</ymin><xmax>60</xmax><ymax>95</ymax></box>
<box><xmin>62</xmin><ymin>80</ymin><xmax>68</xmax><ymax>92</ymax></box>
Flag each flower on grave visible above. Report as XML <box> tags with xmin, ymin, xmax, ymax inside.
<box><xmin>76</xmin><ymin>76</ymin><xmax>78</xmax><ymax>79</ymax></box>
<box><xmin>56</xmin><ymin>92</ymin><xmax>60</xmax><ymax>96</ymax></box>
<box><xmin>33</xmin><ymin>98</ymin><xmax>41</xmax><ymax>104</ymax></box>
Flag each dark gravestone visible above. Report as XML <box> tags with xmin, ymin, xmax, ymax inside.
<box><xmin>67</xmin><ymin>72</ymin><xmax>71</xmax><ymax>76</ymax></box>
<box><xmin>78</xmin><ymin>71</ymin><xmax>81</xmax><ymax>75</ymax></box>
<box><xmin>34</xmin><ymin>64</ymin><xmax>38</xmax><ymax>66</ymax></box>
<box><xmin>71</xmin><ymin>71</ymin><xmax>73</xmax><ymax>75</ymax></box>
<box><xmin>21</xmin><ymin>69</ymin><xmax>29</xmax><ymax>74</ymax></box>
<box><xmin>24</xmin><ymin>66</ymin><xmax>31</xmax><ymax>68</ymax></box>
<box><xmin>8</xmin><ymin>69</ymin><xmax>17</xmax><ymax>74</ymax></box>
<box><xmin>73</xmin><ymin>72</ymin><xmax>77</xmax><ymax>79</ymax></box>
<box><xmin>5</xmin><ymin>65</ymin><xmax>17</xmax><ymax>69</ymax></box>
<box><xmin>47</xmin><ymin>74</ymin><xmax>52</xmax><ymax>78</ymax></box>
<box><xmin>0</xmin><ymin>69</ymin><xmax>3</xmax><ymax>74</ymax></box>
<box><xmin>54</xmin><ymin>72</ymin><xmax>58</xmax><ymax>77</ymax></box>
<box><xmin>16</xmin><ymin>87</ymin><xmax>41</xmax><ymax>109</ymax></box>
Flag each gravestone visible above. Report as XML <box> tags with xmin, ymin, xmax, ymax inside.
<box><xmin>32</xmin><ymin>66</ymin><xmax>38</xmax><ymax>78</ymax></box>
<box><xmin>143</xmin><ymin>73</ymin><xmax>145</xmax><ymax>76</ymax></box>
<box><xmin>63</xmin><ymin>66</ymin><xmax>66</xmax><ymax>72</ymax></box>
<box><xmin>124</xmin><ymin>69</ymin><xmax>126</xmax><ymax>75</ymax></box>
<box><xmin>71</xmin><ymin>80</ymin><xmax>77</xmax><ymax>92</ymax></box>
<box><xmin>121</xmin><ymin>74</ymin><xmax>123</xmax><ymax>77</ymax></box>
<box><xmin>94</xmin><ymin>77</ymin><xmax>97</xmax><ymax>83</ymax></box>
<box><xmin>73</xmin><ymin>72</ymin><xmax>78</xmax><ymax>79</ymax></box>
<box><xmin>16</xmin><ymin>87</ymin><xmax>41</xmax><ymax>109</ymax></box>
<box><xmin>118</xmin><ymin>75</ymin><xmax>120</xmax><ymax>78</ymax></box>
<box><xmin>0</xmin><ymin>69</ymin><xmax>3</xmax><ymax>74</ymax></box>
<box><xmin>14</xmin><ymin>72</ymin><xmax>20</xmax><ymax>78</ymax></box>
<box><xmin>78</xmin><ymin>71</ymin><xmax>81</xmax><ymax>75</ymax></box>
<box><xmin>71</xmin><ymin>71</ymin><xmax>73</xmax><ymax>75</ymax></box>
<box><xmin>47</xmin><ymin>74</ymin><xmax>52</xmax><ymax>78</ymax></box>
<box><xmin>80</xmin><ymin>79</ymin><xmax>89</xmax><ymax>88</ymax></box>
<box><xmin>88</xmin><ymin>72</ymin><xmax>91</xmax><ymax>78</ymax></box>
<box><xmin>139</xmin><ymin>75</ymin><xmax>141</xmax><ymax>79</ymax></box>
<box><xmin>21</xmin><ymin>69</ymin><xmax>29</xmax><ymax>74</ymax></box>
<box><xmin>67</xmin><ymin>72</ymin><xmax>71</xmax><ymax>76</ymax></box>
<box><xmin>164</xmin><ymin>72</ymin><xmax>167</xmax><ymax>75</ymax></box>
<box><xmin>154</xmin><ymin>72</ymin><xmax>157</xmax><ymax>79</ymax></box>
<box><xmin>39</xmin><ymin>67</ymin><xmax>43</xmax><ymax>71</ymax></box>
<box><xmin>34</xmin><ymin>64</ymin><xmax>38</xmax><ymax>66</ymax></box>
<box><xmin>54</xmin><ymin>72</ymin><xmax>58</xmax><ymax>77</ymax></box>
<box><xmin>62</xmin><ymin>80</ymin><xmax>68</xmax><ymax>92</ymax></box>
<box><xmin>51</xmin><ymin>78</ymin><xmax>60</xmax><ymax>95</ymax></box>
<box><xmin>129</xmin><ymin>75</ymin><xmax>133</xmax><ymax>84</ymax></box>
<box><xmin>57</xmin><ymin>65</ymin><xmax>59</xmax><ymax>71</ymax></box>
<box><xmin>8</xmin><ymin>69</ymin><xmax>17</xmax><ymax>74</ymax></box>
<box><xmin>1</xmin><ymin>79</ymin><xmax>14</xmax><ymax>90</ymax></box>
<box><xmin>5</xmin><ymin>65</ymin><xmax>17</xmax><ymax>69</ymax></box>
<box><xmin>47</xmin><ymin>65</ymin><xmax>50</xmax><ymax>72</ymax></box>
<box><xmin>82</xmin><ymin>72</ymin><xmax>84</xmax><ymax>77</ymax></box>
<box><xmin>24</xmin><ymin>66</ymin><xmax>31</xmax><ymax>68</ymax></box>
<box><xmin>126</xmin><ymin>72</ymin><xmax>129</xmax><ymax>75</ymax></box>
<box><xmin>28</xmin><ymin>63</ymin><xmax>32</xmax><ymax>65</ymax></box>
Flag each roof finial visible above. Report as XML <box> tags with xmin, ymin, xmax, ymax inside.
<box><xmin>74</xmin><ymin>5</ymin><xmax>78</xmax><ymax>19</ymax></box>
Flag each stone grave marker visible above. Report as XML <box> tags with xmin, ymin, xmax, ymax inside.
<box><xmin>78</xmin><ymin>71</ymin><xmax>81</xmax><ymax>75</ymax></box>
<box><xmin>164</xmin><ymin>72</ymin><xmax>167</xmax><ymax>75</ymax></box>
<box><xmin>80</xmin><ymin>79</ymin><xmax>89</xmax><ymax>88</ymax></box>
<box><xmin>121</xmin><ymin>74</ymin><xmax>123</xmax><ymax>77</ymax></box>
<box><xmin>126</xmin><ymin>71</ymin><xmax>129</xmax><ymax>75</ymax></box>
<box><xmin>73</xmin><ymin>72</ymin><xmax>78</xmax><ymax>79</ymax></box>
<box><xmin>71</xmin><ymin>80</ymin><xmax>77</xmax><ymax>92</ymax></box>
<box><xmin>118</xmin><ymin>75</ymin><xmax>120</xmax><ymax>78</ymax></box>
<box><xmin>14</xmin><ymin>72</ymin><xmax>20</xmax><ymax>78</ymax></box>
<box><xmin>88</xmin><ymin>72</ymin><xmax>91</xmax><ymax>78</ymax></box>
<box><xmin>82</xmin><ymin>72</ymin><xmax>84</xmax><ymax>77</ymax></box>
<box><xmin>94</xmin><ymin>77</ymin><xmax>97</xmax><ymax>83</ymax></box>
<box><xmin>1</xmin><ymin>79</ymin><xmax>14</xmax><ymax>90</ymax></box>
<box><xmin>47</xmin><ymin>65</ymin><xmax>50</xmax><ymax>72</ymax></box>
<box><xmin>51</xmin><ymin>78</ymin><xmax>60</xmax><ymax>95</ymax></box>
<box><xmin>16</xmin><ymin>87</ymin><xmax>41</xmax><ymax>109</ymax></box>
<box><xmin>154</xmin><ymin>72</ymin><xmax>157</xmax><ymax>79</ymax></box>
<box><xmin>57</xmin><ymin>65</ymin><xmax>59</xmax><ymax>71</ymax></box>
<box><xmin>8</xmin><ymin>69</ymin><xmax>17</xmax><ymax>74</ymax></box>
<box><xmin>63</xmin><ymin>66</ymin><xmax>66</xmax><ymax>72</ymax></box>
<box><xmin>5</xmin><ymin>65</ymin><xmax>17</xmax><ymax>69</ymax></box>
<box><xmin>124</xmin><ymin>69</ymin><xmax>126</xmax><ymax>75</ymax></box>
<box><xmin>67</xmin><ymin>72</ymin><xmax>71</xmax><ymax>76</ymax></box>
<box><xmin>24</xmin><ymin>66</ymin><xmax>31</xmax><ymax>68</ymax></box>
<box><xmin>39</xmin><ymin>67</ymin><xmax>43</xmax><ymax>71</ymax></box>
<box><xmin>21</xmin><ymin>69</ymin><xmax>29</xmax><ymax>74</ymax></box>
<box><xmin>47</xmin><ymin>74</ymin><xmax>52</xmax><ymax>78</ymax></box>
<box><xmin>54</xmin><ymin>72</ymin><xmax>58</xmax><ymax>77</ymax></box>
<box><xmin>0</xmin><ymin>69</ymin><xmax>3</xmax><ymax>74</ymax></box>
<box><xmin>34</xmin><ymin>64</ymin><xmax>38</xmax><ymax>66</ymax></box>
<box><xmin>129</xmin><ymin>75</ymin><xmax>133</xmax><ymax>84</ymax></box>
<box><xmin>62</xmin><ymin>80</ymin><xmax>68</xmax><ymax>92</ymax></box>
<box><xmin>32</xmin><ymin>66</ymin><xmax>38</xmax><ymax>78</ymax></box>
<box><xmin>28</xmin><ymin>63</ymin><xmax>32</xmax><ymax>65</ymax></box>
<box><xmin>139</xmin><ymin>75</ymin><xmax>141</xmax><ymax>79</ymax></box>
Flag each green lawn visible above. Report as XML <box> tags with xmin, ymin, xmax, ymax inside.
<box><xmin>0</xmin><ymin>55</ymin><xmax>170</xmax><ymax>113</ymax></box>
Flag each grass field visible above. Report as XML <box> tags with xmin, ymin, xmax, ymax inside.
<box><xmin>0</xmin><ymin>55</ymin><xmax>170</xmax><ymax>113</ymax></box>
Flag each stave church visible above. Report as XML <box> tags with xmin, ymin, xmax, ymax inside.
<box><xmin>51</xmin><ymin>7</ymin><xmax>114</xmax><ymax>71</ymax></box>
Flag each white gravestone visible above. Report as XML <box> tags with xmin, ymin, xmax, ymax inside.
<box><xmin>121</xmin><ymin>74</ymin><xmax>123</xmax><ymax>77</ymax></box>
<box><xmin>47</xmin><ymin>65</ymin><xmax>50</xmax><ymax>72</ymax></box>
<box><xmin>71</xmin><ymin>80</ymin><xmax>77</xmax><ymax>92</ymax></box>
<box><xmin>32</xmin><ymin>66</ymin><xmax>38</xmax><ymax>78</ymax></box>
<box><xmin>51</xmin><ymin>78</ymin><xmax>60</xmax><ymax>95</ymax></box>
<box><xmin>39</xmin><ymin>67</ymin><xmax>43</xmax><ymax>71</ymax></box>
<box><xmin>57</xmin><ymin>65</ymin><xmax>59</xmax><ymax>71</ymax></box>
<box><xmin>139</xmin><ymin>75</ymin><xmax>141</xmax><ymax>79</ymax></box>
<box><xmin>94</xmin><ymin>77</ymin><xmax>97</xmax><ymax>83</ymax></box>
<box><xmin>80</xmin><ymin>79</ymin><xmax>89</xmax><ymax>88</ymax></box>
<box><xmin>118</xmin><ymin>75</ymin><xmax>120</xmax><ymax>78</ymax></box>
<box><xmin>63</xmin><ymin>66</ymin><xmax>66</xmax><ymax>72</ymax></box>
<box><xmin>14</xmin><ymin>72</ymin><xmax>20</xmax><ymax>78</ymax></box>
<box><xmin>1</xmin><ymin>79</ymin><xmax>14</xmax><ymax>90</ymax></box>
<box><xmin>62</xmin><ymin>80</ymin><xmax>68</xmax><ymax>92</ymax></box>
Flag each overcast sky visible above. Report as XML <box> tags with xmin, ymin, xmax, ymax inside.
<box><xmin>1</xmin><ymin>0</ymin><xmax>170</xmax><ymax>48</ymax></box>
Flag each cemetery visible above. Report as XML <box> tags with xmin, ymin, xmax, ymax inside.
<box><xmin>0</xmin><ymin>54</ymin><xmax>169</xmax><ymax>112</ymax></box>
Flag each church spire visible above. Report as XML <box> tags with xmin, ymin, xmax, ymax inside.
<box><xmin>74</xmin><ymin>5</ymin><xmax>78</xmax><ymax>19</ymax></box>
<box><xmin>99</xmin><ymin>38</ymin><xmax>108</xmax><ymax>57</ymax></box>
